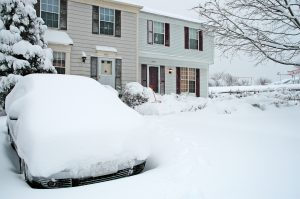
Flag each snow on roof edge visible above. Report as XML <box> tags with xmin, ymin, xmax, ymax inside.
<box><xmin>109</xmin><ymin>0</ymin><xmax>143</xmax><ymax>8</ymax></box>
<box><xmin>141</xmin><ymin>7</ymin><xmax>203</xmax><ymax>25</ymax></box>
<box><xmin>44</xmin><ymin>29</ymin><xmax>73</xmax><ymax>46</ymax></box>
<box><xmin>96</xmin><ymin>46</ymin><xmax>118</xmax><ymax>53</ymax></box>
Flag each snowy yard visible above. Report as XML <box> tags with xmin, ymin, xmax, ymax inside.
<box><xmin>1</xmin><ymin>91</ymin><xmax>300</xmax><ymax>199</ymax></box>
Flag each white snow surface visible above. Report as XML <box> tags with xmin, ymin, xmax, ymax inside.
<box><xmin>142</xmin><ymin>7</ymin><xmax>202</xmax><ymax>24</ymax></box>
<box><xmin>96</xmin><ymin>45</ymin><xmax>118</xmax><ymax>53</ymax></box>
<box><xmin>209</xmin><ymin>84</ymin><xmax>300</xmax><ymax>93</ymax></box>
<box><xmin>44</xmin><ymin>29</ymin><xmax>73</xmax><ymax>45</ymax></box>
<box><xmin>0</xmin><ymin>91</ymin><xmax>300</xmax><ymax>198</ymax></box>
<box><xmin>5</xmin><ymin>74</ymin><xmax>149</xmax><ymax>178</ymax></box>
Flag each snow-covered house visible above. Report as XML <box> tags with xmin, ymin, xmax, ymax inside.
<box><xmin>35</xmin><ymin>0</ymin><xmax>141</xmax><ymax>92</ymax></box>
<box><xmin>138</xmin><ymin>8</ymin><xmax>214</xmax><ymax>97</ymax></box>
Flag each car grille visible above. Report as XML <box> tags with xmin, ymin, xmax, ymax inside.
<box><xmin>28</xmin><ymin>161</ymin><xmax>146</xmax><ymax>189</ymax></box>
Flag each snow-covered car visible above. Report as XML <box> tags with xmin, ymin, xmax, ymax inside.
<box><xmin>5</xmin><ymin>74</ymin><xmax>149</xmax><ymax>189</ymax></box>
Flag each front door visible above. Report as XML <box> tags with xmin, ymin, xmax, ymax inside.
<box><xmin>99</xmin><ymin>59</ymin><xmax>115</xmax><ymax>88</ymax></box>
<box><xmin>149</xmin><ymin>67</ymin><xmax>159</xmax><ymax>93</ymax></box>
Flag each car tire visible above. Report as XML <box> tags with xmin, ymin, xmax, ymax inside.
<box><xmin>19</xmin><ymin>158</ymin><xmax>24</xmax><ymax>174</ymax></box>
<box><xmin>24</xmin><ymin>162</ymin><xmax>30</xmax><ymax>183</ymax></box>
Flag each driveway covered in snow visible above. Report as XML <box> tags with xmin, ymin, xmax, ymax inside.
<box><xmin>0</xmin><ymin>105</ymin><xmax>300</xmax><ymax>199</ymax></box>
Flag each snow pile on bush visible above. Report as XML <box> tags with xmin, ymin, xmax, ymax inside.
<box><xmin>136</xmin><ymin>89</ymin><xmax>300</xmax><ymax>116</ymax></box>
<box><xmin>135</xmin><ymin>94</ymin><xmax>208</xmax><ymax>115</ymax></box>
<box><xmin>5</xmin><ymin>74</ymin><xmax>149</xmax><ymax>178</ymax></box>
<box><xmin>0</xmin><ymin>74</ymin><xmax>21</xmax><ymax>111</ymax></box>
<box><xmin>121</xmin><ymin>82</ymin><xmax>154</xmax><ymax>108</ymax></box>
<box><xmin>0</xmin><ymin>0</ymin><xmax>56</xmax><ymax>109</ymax></box>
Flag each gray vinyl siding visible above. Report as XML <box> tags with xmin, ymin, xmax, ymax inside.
<box><xmin>139</xmin><ymin>12</ymin><xmax>214</xmax><ymax>65</ymax></box>
<box><xmin>139</xmin><ymin>11</ymin><xmax>213</xmax><ymax>97</ymax></box>
<box><xmin>163</xmin><ymin>66</ymin><xmax>208</xmax><ymax>97</ymax></box>
<box><xmin>67</xmin><ymin>1</ymin><xmax>138</xmax><ymax>86</ymax></box>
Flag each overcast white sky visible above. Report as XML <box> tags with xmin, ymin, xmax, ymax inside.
<box><xmin>125</xmin><ymin>0</ymin><xmax>296</xmax><ymax>82</ymax></box>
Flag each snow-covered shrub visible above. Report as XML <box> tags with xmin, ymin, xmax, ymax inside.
<box><xmin>121</xmin><ymin>82</ymin><xmax>153</xmax><ymax>108</ymax></box>
<box><xmin>135</xmin><ymin>94</ymin><xmax>208</xmax><ymax>115</ymax></box>
<box><xmin>0</xmin><ymin>74</ymin><xmax>21</xmax><ymax>110</ymax></box>
<box><xmin>0</xmin><ymin>0</ymin><xmax>56</xmax><ymax>109</ymax></box>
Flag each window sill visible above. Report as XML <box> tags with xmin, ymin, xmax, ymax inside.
<box><xmin>92</xmin><ymin>32</ymin><xmax>121</xmax><ymax>38</ymax></box>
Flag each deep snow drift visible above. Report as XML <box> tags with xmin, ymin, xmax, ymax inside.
<box><xmin>0</xmin><ymin>87</ymin><xmax>300</xmax><ymax>199</ymax></box>
<box><xmin>5</xmin><ymin>74</ymin><xmax>149</xmax><ymax>178</ymax></box>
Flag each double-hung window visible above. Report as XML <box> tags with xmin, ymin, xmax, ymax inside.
<box><xmin>92</xmin><ymin>6</ymin><xmax>121</xmax><ymax>37</ymax></box>
<box><xmin>185</xmin><ymin>27</ymin><xmax>203</xmax><ymax>51</ymax></box>
<box><xmin>53</xmin><ymin>51</ymin><xmax>65</xmax><ymax>74</ymax></box>
<box><xmin>41</xmin><ymin>0</ymin><xmax>59</xmax><ymax>28</ymax></box>
<box><xmin>189</xmin><ymin>28</ymin><xmax>199</xmax><ymax>50</ymax></box>
<box><xmin>153</xmin><ymin>22</ymin><xmax>165</xmax><ymax>45</ymax></box>
<box><xmin>100</xmin><ymin>7</ymin><xmax>115</xmax><ymax>35</ymax></box>
<box><xmin>180</xmin><ymin>68</ymin><xmax>196</xmax><ymax>94</ymax></box>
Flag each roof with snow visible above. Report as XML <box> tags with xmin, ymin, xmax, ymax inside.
<box><xmin>113</xmin><ymin>0</ymin><xmax>203</xmax><ymax>24</ymax></box>
<box><xmin>141</xmin><ymin>7</ymin><xmax>202</xmax><ymax>24</ymax></box>
<box><xmin>44</xmin><ymin>29</ymin><xmax>73</xmax><ymax>45</ymax></box>
<box><xmin>110</xmin><ymin>0</ymin><xmax>142</xmax><ymax>8</ymax></box>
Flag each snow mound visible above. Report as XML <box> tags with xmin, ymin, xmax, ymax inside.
<box><xmin>136</xmin><ymin>94</ymin><xmax>208</xmax><ymax>115</ymax></box>
<box><xmin>136</xmin><ymin>89</ymin><xmax>300</xmax><ymax>116</ymax></box>
<box><xmin>121</xmin><ymin>82</ymin><xmax>155</xmax><ymax>108</ymax></box>
<box><xmin>5</xmin><ymin>74</ymin><xmax>149</xmax><ymax>178</ymax></box>
<box><xmin>124</xmin><ymin>82</ymin><xmax>153</xmax><ymax>98</ymax></box>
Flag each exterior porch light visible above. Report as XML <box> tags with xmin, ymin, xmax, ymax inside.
<box><xmin>82</xmin><ymin>51</ymin><xmax>87</xmax><ymax>63</ymax></box>
<box><xmin>169</xmin><ymin>68</ymin><xmax>173</xmax><ymax>74</ymax></box>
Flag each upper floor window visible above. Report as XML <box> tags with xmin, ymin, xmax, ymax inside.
<box><xmin>92</xmin><ymin>6</ymin><xmax>121</xmax><ymax>37</ymax></box>
<box><xmin>154</xmin><ymin>22</ymin><xmax>165</xmax><ymax>45</ymax></box>
<box><xmin>189</xmin><ymin>28</ymin><xmax>199</xmax><ymax>50</ymax></box>
<box><xmin>147</xmin><ymin>20</ymin><xmax>170</xmax><ymax>47</ymax></box>
<box><xmin>184</xmin><ymin>27</ymin><xmax>203</xmax><ymax>51</ymax></box>
<box><xmin>53</xmin><ymin>51</ymin><xmax>65</xmax><ymax>74</ymax></box>
<box><xmin>41</xmin><ymin>0</ymin><xmax>59</xmax><ymax>28</ymax></box>
<box><xmin>100</xmin><ymin>7</ymin><xmax>115</xmax><ymax>35</ymax></box>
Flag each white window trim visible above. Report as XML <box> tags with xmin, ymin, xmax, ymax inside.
<box><xmin>40</xmin><ymin>0</ymin><xmax>60</xmax><ymax>29</ymax></box>
<box><xmin>188</xmin><ymin>28</ymin><xmax>199</xmax><ymax>50</ymax></box>
<box><xmin>99</xmin><ymin>7</ymin><xmax>115</xmax><ymax>36</ymax></box>
<box><xmin>180</xmin><ymin>67</ymin><xmax>196</xmax><ymax>94</ymax></box>
<box><xmin>153</xmin><ymin>21</ymin><xmax>165</xmax><ymax>46</ymax></box>
<box><xmin>53</xmin><ymin>51</ymin><xmax>66</xmax><ymax>68</ymax></box>
<box><xmin>147</xmin><ymin>65</ymin><xmax>160</xmax><ymax>93</ymax></box>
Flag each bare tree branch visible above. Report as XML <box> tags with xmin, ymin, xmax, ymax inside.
<box><xmin>194</xmin><ymin>0</ymin><xmax>300</xmax><ymax>67</ymax></box>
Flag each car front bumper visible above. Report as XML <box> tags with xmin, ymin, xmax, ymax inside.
<box><xmin>26</xmin><ymin>161</ymin><xmax>146</xmax><ymax>189</ymax></box>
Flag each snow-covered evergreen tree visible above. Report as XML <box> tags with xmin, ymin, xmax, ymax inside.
<box><xmin>0</xmin><ymin>0</ymin><xmax>56</xmax><ymax>110</ymax></box>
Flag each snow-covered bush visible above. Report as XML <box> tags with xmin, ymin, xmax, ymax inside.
<box><xmin>0</xmin><ymin>0</ymin><xmax>56</xmax><ymax>109</ymax></box>
<box><xmin>0</xmin><ymin>74</ymin><xmax>21</xmax><ymax>110</ymax></box>
<box><xmin>121</xmin><ymin>82</ymin><xmax>154</xmax><ymax>108</ymax></box>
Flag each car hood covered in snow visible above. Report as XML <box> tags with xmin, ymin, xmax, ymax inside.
<box><xmin>5</xmin><ymin>74</ymin><xmax>149</xmax><ymax>178</ymax></box>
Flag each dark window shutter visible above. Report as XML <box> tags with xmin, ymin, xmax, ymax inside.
<box><xmin>34</xmin><ymin>0</ymin><xmax>40</xmax><ymax>17</ymax></box>
<box><xmin>92</xmin><ymin>6</ymin><xmax>99</xmax><ymax>34</ymax></box>
<box><xmin>141</xmin><ymin>64</ymin><xmax>148</xmax><ymax>87</ymax></box>
<box><xmin>115</xmin><ymin>59</ymin><xmax>122</xmax><ymax>92</ymax></box>
<box><xmin>199</xmin><ymin>31</ymin><xmax>203</xmax><ymax>51</ymax></box>
<box><xmin>115</xmin><ymin>10</ymin><xmax>121</xmax><ymax>37</ymax></box>
<box><xmin>196</xmin><ymin>69</ymin><xmax>200</xmax><ymax>97</ymax></box>
<box><xmin>59</xmin><ymin>0</ymin><xmax>67</xmax><ymax>30</ymax></box>
<box><xmin>147</xmin><ymin>20</ymin><xmax>153</xmax><ymax>45</ymax></box>
<box><xmin>184</xmin><ymin>27</ymin><xmax>189</xmax><ymax>49</ymax></box>
<box><xmin>160</xmin><ymin>66</ymin><xmax>165</xmax><ymax>94</ymax></box>
<box><xmin>91</xmin><ymin>57</ymin><xmax>98</xmax><ymax>80</ymax></box>
<box><xmin>176</xmin><ymin>67</ymin><xmax>181</xmax><ymax>94</ymax></box>
<box><xmin>165</xmin><ymin>23</ymin><xmax>170</xmax><ymax>47</ymax></box>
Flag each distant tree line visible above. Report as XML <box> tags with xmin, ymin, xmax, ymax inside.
<box><xmin>209</xmin><ymin>72</ymin><xmax>271</xmax><ymax>87</ymax></box>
